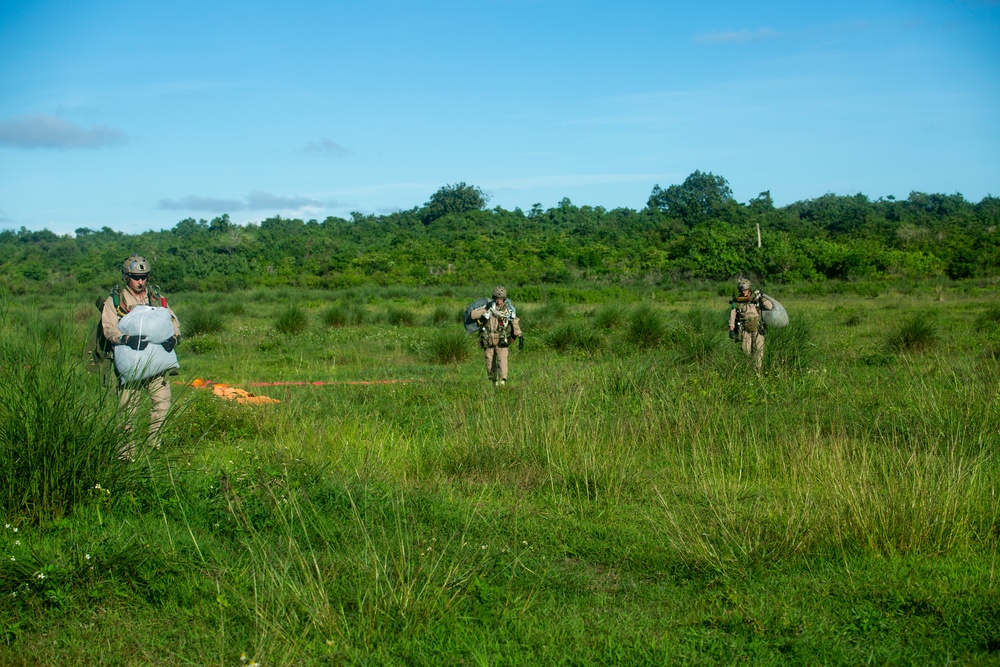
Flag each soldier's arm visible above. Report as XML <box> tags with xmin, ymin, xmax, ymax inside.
<box><xmin>101</xmin><ymin>298</ymin><xmax>126</xmax><ymax>344</ymax></box>
<box><xmin>728</xmin><ymin>308</ymin><xmax>737</xmax><ymax>329</ymax></box>
<box><xmin>167</xmin><ymin>307</ymin><xmax>181</xmax><ymax>338</ymax></box>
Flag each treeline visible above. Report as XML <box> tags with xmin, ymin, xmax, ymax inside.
<box><xmin>2</xmin><ymin>172</ymin><xmax>998</xmax><ymax>294</ymax></box>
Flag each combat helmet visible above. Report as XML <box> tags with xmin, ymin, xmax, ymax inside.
<box><xmin>492</xmin><ymin>285</ymin><xmax>508</xmax><ymax>299</ymax></box>
<box><xmin>736</xmin><ymin>278</ymin><xmax>752</xmax><ymax>292</ymax></box>
<box><xmin>122</xmin><ymin>254</ymin><xmax>151</xmax><ymax>278</ymax></box>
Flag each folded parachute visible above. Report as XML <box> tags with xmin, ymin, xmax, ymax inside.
<box><xmin>762</xmin><ymin>296</ymin><xmax>789</xmax><ymax>328</ymax></box>
<box><xmin>114</xmin><ymin>305</ymin><xmax>179</xmax><ymax>383</ymax></box>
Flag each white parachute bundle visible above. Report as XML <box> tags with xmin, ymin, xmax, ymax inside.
<box><xmin>762</xmin><ymin>295</ymin><xmax>789</xmax><ymax>328</ymax></box>
<box><xmin>113</xmin><ymin>305</ymin><xmax>179</xmax><ymax>383</ymax></box>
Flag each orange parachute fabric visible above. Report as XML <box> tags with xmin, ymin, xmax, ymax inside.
<box><xmin>190</xmin><ymin>378</ymin><xmax>280</xmax><ymax>404</ymax></box>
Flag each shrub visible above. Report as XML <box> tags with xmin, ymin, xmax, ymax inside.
<box><xmin>625</xmin><ymin>307</ymin><xmax>666</xmax><ymax>350</ymax></box>
<box><xmin>427</xmin><ymin>329</ymin><xmax>471</xmax><ymax>365</ymax></box>
<box><xmin>323</xmin><ymin>302</ymin><xmax>365</xmax><ymax>328</ymax></box>
<box><xmin>975</xmin><ymin>305</ymin><xmax>1000</xmax><ymax>332</ymax></box>
<box><xmin>427</xmin><ymin>305</ymin><xmax>455</xmax><ymax>327</ymax></box>
<box><xmin>763</xmin><ymin>316</ymin><xmax>817</xmax><ymax>372</ymax></box>
<box><xmin>546</xmin><ymin>323</ymin><xmax>605</xmax><ymax>354</ymax></box>
<box><xmin>884</xmin><ymin>315</ymin><xmax>937</xmax><ymax>353</ymax></box>
<box><xmin>592</xmin><ymin>303</ymin><xmax>626</xmax><ymax>330</ymax></box>
<box><xmin>387</xmin><ymin>307</ymin><xmax>417</xmax><ymax>327</ymax></box>
<box><xmin>275</xmin><ymin>305</ymin><xmax>308</xmax><ymax>335</ymax></box>
<box><xmin>184</xmin><ymin>308</ymin><xmax>225</xmax><ymax>337</ymax></box>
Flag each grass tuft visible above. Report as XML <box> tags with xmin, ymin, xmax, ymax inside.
<box><xmin>625</xmin><ymin>307</ymin><xmax>666</xmax><ymax>350</ymax></box>
<box><xmin>275</xmin><ymin>304</ymin><xmax>309</xmax><ymax>334</ymax></box>
<box><xmin>885</xmin><ymin>315</ymin><xmax>937</xmax><ymax>353</ymax></box>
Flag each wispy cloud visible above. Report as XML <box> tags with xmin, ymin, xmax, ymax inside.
<box><xmin>244</xmin><ymin>191</ymin><xmax>322</xmax><ymax>209</ymax></box>
<box><xmin>0</xmin><ymin>114</ymin><xmax>128</xmax><ymax>149</ymax></box>
<box><xmin>303</xmin><ymin>138</ymin><xmax>353</xmax><ymax>156</ymax></box>
<box><xmin>694</xmin><ymin>27</ymin><xmax>782</xmax><ymax>44</ymax></box>
<box><xmin>0</xmin><ymin>207</ymin><xmax>11</xmax><ymax>224</ymax></box>
<box><xmin>157</xmin><ymin>191</ymin><xmax>323</xmax><ymax>213</ymax></box>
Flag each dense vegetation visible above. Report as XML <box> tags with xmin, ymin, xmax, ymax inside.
<box><xmin>0</xmin><ymin>281</ymin><xmax>998</xmax><ymax>664</ymax></box>
<box><xmin>3</xmin><ymin>173</ymin><xmax>998</xmax><ymax>294</ymax></box>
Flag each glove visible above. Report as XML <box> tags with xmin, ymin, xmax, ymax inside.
<box><xmin>752</xmin><ymin>290</ymin><xmax>762</xmax><ymax>301</ymax></box>
<box><xmin>120</xmin><ymin>335</ymin><xmax>148</xmax><ymax>351</ymax></box>
<box><xmin>729</xmin><ymin>329</ymin><xmax>737</xmax><ymax>340</ymax></box>
<box><xmin>162</xmin><ymin>335</ymin><xmax>178</xmax><ymax>353</ymax></box>
<box><xmin>518</xmin><ymin>335</ymin><xmax>525</xmax><ymax>351</ymax></box>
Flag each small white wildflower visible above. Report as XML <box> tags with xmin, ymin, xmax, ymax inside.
<box><xmin>481</xmin><ymin>544</ymin><xmax>487</xmax><ymax>550</ymax></box>
<box><xmin>95</xmin><ymin>484</ymin><xmax>101</xmax><ymax>490</ymax></box>
<box><xmin>10</xmin><ymin>557</ymin><xmax>14</xmax><ymax>561</ymax></box>
<box><xmin>12</xmin><ymin>528</ymin><xmax>17</xmax><ymax>533</ymax></box>
<box><xmin>36</xmin><ymin>572</ymin><xmax>45</xmax><ymax>579</ymax></box>
<box><xmin>14</xmin><ymin>541</ymin><xmax>19</xmax><ymax>546</ymax></box>
<box><xmin>85</xmin><ymin>554</ymin><xmax>91</xmax><ymax>560</ymax></box>
<box><xmin>4</xmin><ymin>524</ymin><xmax>9</xmax><ymax>529</ymax></box>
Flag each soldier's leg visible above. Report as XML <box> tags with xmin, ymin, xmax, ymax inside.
<box><xmin>740</xmin><ymin>331</ymin><xmax>753</xmax><ymax>358</ymax></box>
<box><xmin>497</xmin><ymin>346</ymin><xmax>509</xmax><ymax>383</ymax></box>
<box><xmin>751</xmin><ymin>333</ymin><xmax>765</xmax><ymax>373</ymax></box>
<box><xmin>148</xmin><ymin>374</ymin><xmax>172</xmax><ymax>447</ymax></box>
<box><xmin>118</xmin><ymin>384</ymin><xmax>141</xmax><ymax>459</ymax></box>
<box><xmin>484</xmin><ymin>346</ymin><xmax>496</xmax><ymax>381</ymax></box>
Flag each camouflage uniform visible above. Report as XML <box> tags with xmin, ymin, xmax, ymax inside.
<box><xmin>101</xmin><ymin>256</ymin><xmax>181</xmax><ymax>451</ymax></box>
<box><xmin>729</xmin><ymin>279</ymin><xmax>772</xmax><ymax>373</ymax></box>
<box><xmin>470</xmin><ymin>287</ymin><xmax>522</xmax><ymax>386</ymax></box>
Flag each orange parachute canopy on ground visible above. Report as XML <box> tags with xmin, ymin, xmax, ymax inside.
<box><xmin>190</xmin><ymin>378</ymin><xmax>280</xmax><ymax>404</ymax></box>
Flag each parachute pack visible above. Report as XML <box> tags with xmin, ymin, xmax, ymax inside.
<box><xmin>762</xmin><ymin>296</ymin><xmax>789</xmax><ymax>328</ymax></box>
<box><xmin>113</xmin><ymin>306</ymin><xmax>179</xmax><ymax>384</ymax></box>
<box><xmin>463</xmin><ymin>297</ymin><xmax>492</xmax><ymax>333</ymax></box>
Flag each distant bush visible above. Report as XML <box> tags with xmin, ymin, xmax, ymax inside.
<box><xmin>275</xmin><ymin>305</ymin><xmax>308</xmax><ymax>335</ymax></box>
<box><xmin>625</xmin><ymin>307</ymin><xmax>666</xmax><ymax>350</ymax></box>
<box><xmin>546</xmin><ymin>323</ymin><xmax>605</xmax><ymax>354</ymax></box>
<box><xmin>322</xmin><ymin>302</ymin><xmax>365</xmax><ymax>327</ymax></box>
<box><xmin>387</xmin><ymin>307</ymin><xmax>417</xmax><ymax>327</ymax></box>
<box><xmin>885</xmin><ymin>315</ymin><xmax>937</xmax><ymax>353</ymax></box>
<box><xmin>184</xmin><ymin>308</ymin><xmax>225</xmax><ymax>337</ymax></box>
<box><xmin>427</xmin><ymin>329</ymin><xmax>471</xmax><ymax>365</ymax></box>
<box><xmin>592</xmin><ymin>303</ymin><xmax>626</xmax><ymax>330</ymax></box>
<box><xmin>427</xmin><ymin>304</ymin><xmax>455</xmax><ymax>327</ymax></box>
<box><xmin>975</xmin><ymin>305</ymin><xmax>1000</xmax><ymax>332</ymax></box>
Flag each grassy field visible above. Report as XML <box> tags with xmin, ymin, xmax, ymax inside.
<box><xmin>1</xmin><ymin>280</ymin><xmax>998</xmax><ymax>665</ymax></box>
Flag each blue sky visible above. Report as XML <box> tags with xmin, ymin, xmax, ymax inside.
<box><xmin>1</xmin><ymin>0</ymin><xmax>998</xmax><ymax>235</ymax></box>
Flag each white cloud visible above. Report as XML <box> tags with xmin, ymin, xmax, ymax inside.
<box><xmin>303</xmin><ymin>138</ymin><xmax>353</xmax><ymax>156</ymax></box>
<box><xmin>157</xmin><ymin>195</ymin><xmax>244</xmax><ymax>212</ymax></box>
<box><xmin>157</xmin><ymin>191</ymin><xmax>323</xmax><ymax>213</ymax></box>
<box><xmin>0</xmin><ymin>114</ymin><xmax>127</xmax><ymax>149</ymax></box>
<box><xmin>244</xmin><ymin>191</ymin><xmax>322</xmax><ymax>209</ymax></box>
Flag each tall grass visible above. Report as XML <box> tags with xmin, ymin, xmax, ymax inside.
<box><xmin>1</xmin><ymin>286</ymin><xmax>998</xmax><ymax>664</ymax></box>
<box><xmin>0</xmin><ymin>316</ymin><xmax>148</xmax><ymax>522</ymax></box>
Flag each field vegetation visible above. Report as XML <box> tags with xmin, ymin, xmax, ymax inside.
<box><xmin>1</xmin><ymin>278</ymin><xmax>998</xmax><ymax>664</ymax></box>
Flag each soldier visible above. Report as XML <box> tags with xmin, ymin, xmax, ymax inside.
<box><xmin>469</xmin><ymin>285</ymin><xmax>523</xmax><ymax>387</ymax></box>
<box><xmin>100</xmin><ymin>254</ymin><xmax>181</xmax><ymax>453</ymax></box>
<box><xmin>729</xmin><ymin>277</ymin><xmax>773</xmax><ymax>373</ymax></box>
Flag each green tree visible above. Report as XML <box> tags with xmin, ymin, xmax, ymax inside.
<box><xmin>647</xmin><ymin>170</ymin><xmax>735</xmax><ymax>226</ymax></box>
<box><xmin>422</xmin><ymin>183</ymin><xmax>489</xmax><ymax>224</ymax></box>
